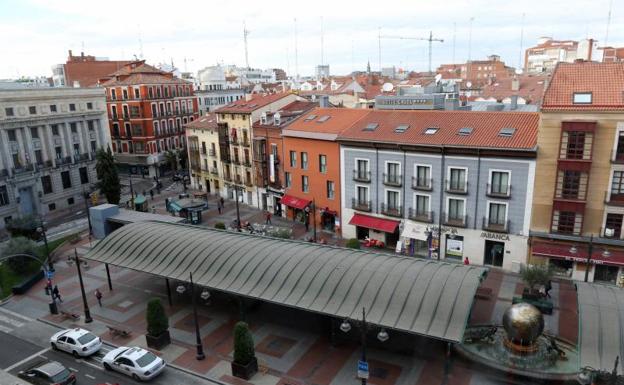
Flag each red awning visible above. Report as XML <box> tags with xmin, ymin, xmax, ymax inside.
<box><xmin>349</xmin><ymin>213</ymin><xmax>399</xmax><ymax>233</ymax></box>
<box><xmin>281</xmin><ymin>194</ymin><xmax>311</xmax><ymax>210</ymax></box>
<box><xmin>532</xmin><ymin>241</ymin><xmax>624</xmax><ymax>267</ymax></box>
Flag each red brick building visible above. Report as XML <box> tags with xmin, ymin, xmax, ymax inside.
<box><xmin>100</xmin><ymin>61</ymin><xmax>199</xmax><ymax>176</ymax></box>
<box><xmin>52</xmin><ymin>50</ymin><xmax>131</xmax><ymax>88</ymax></box>
<box><xmin>437</xmin><ymin>55</ymin><xmax>515</xmax><ymax>87</ymax></box>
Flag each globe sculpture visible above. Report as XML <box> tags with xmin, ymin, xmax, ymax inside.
<box><xmin>502</xmin><ymin>303</ymin><xmax>544</xmax><ymax>347</ymax></box>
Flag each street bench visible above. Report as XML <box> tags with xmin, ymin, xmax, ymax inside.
<box><xmin>59</xmin><ymin>310</ymin><xmax>80</xmax><ymax>321</ymax></box>
<box><xmin>475</xmin><ymin>287</ymin><xmax>493</xmax><ymax>300</ymax></box>
<box><xmin>106</xmin><ymin>324</ymin><xmax>132</xmax><ymax>338</ymax></box>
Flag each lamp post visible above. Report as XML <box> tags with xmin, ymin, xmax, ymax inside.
<box><xmin>340</xmin><ymin>308</ymin><xmax>389</xmax><ymax>385</ymax></box>
<box><xmin>38</xmin><ymin>219</ymin><xmax>52</xmax><ymax>272</ymax></box>
<box><xmin>234</xmin><ymin>185</ymin><xmax>241</xmax><ymax>231</ymax></box>
<box><xmin>83</xmin><ymin>188</ymin><xmax>92</xmax><ymax>235</ymax></box>
<box><xmin>189</xmin><ymin>272</ymin><xmax>205</xmax><ymax>360</ymax></box>
<box><xmin>74</xmin><ymin>249</ymin><xmax>92</xmax><ymax>323</ymax></box>
<box><xmin>569</xmin><ymin>235</ymin><xmax>611</xmax><ymax>283</ymax></box>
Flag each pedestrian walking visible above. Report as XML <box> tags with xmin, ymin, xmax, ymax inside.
<box><xmin>95</xmin><ymin>289</ymin><xmax>103</xmax><ymax>307</ymax></box>
<box><xmin>220</xmin><ymin>197</ymin><xmax>225</xmax><ymax>209</ymax></box>
<box><xmin>463</xmin><ymin>257</ymin><xmax>470</xmax><ymax>265</ymax></box>
<box><xmin>150</xmin><ymin>189</ymin><xmax>154</xmax><ymax>200</ymax></box>
<box><xmin>304</xmin><ymin>216</ymin><xmax>310</xmax><ymax>232</ymax></box>
<box><xmin>52</xmin><ymin>285</ymin><xmax>62</xmax><ymax>302</ymax></box>
<box><xmin>265</xmin><ymin>211</ymin><xmax>272</xmax><ymax>225</ymax></box>
<box><xmin>545</xmin><ymin>279</ymin><xmax>552</xmax><ymax>298</ymax></box>
<box><xmin>217</xmin><ymin>199</ymin><xmax>222</xmax><ymax>214</ymax></box>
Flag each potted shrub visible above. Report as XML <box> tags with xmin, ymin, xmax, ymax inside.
<box><xmin>215</xmin><ymin>222</ymin><xmax>226</xmax><ymax>230</ymax></box>
<box><xmin>145</xmin><ymin>298</ymin><xmax>170</xmax><ymax>350</ymax></box>
<box><xmin>520</xmin><ymin>264</ymin><xmax>552</xmax><ymax>300</ymax></box>
<box><xmin>345</xmin><ymin>238</ymin><xmax>360</xmax><ymax>249</ymax></box>
<box><xmin>231</xmin><ymin>321</ymin><xmax>257</xmax><ymax>380</ymax></box>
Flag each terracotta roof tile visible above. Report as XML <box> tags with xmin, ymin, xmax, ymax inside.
<box><xmin>184</xmin><ymin>113</ymin><xmax>218</xmax><ymax>130</ymax></box>
<box><xmin>215</xmin><ymin>92</ymin><xmax>294</xmax><ymax>113</ymax></box>
<box><xmin>337</xmin><ymin>110</ymin><xmax>539</xmax><ymax>150</ymax></box>
<box><xmin>477</xmin><ymin>74</ymin><xmax>549</xmax><ymax>104</ymax></box>
<box><xmin>285</xmin><ymin>107</ymin><xmax>369</xmax><ymax>135</ymax></box>
<box><xmin>99</xmin><ymin>60</ymin><xmax>191</xmax><ymax>86</ymax></box>
<box><xmin>542</xmin><ymin>61</ymin><xmax>624</xmax><ymax>111</ymax></box>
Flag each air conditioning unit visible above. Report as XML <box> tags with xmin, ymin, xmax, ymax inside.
<box><xmin>605</xmin><ymin>228</ymin><xmax>615</xmax><ymax>238</ymax></box>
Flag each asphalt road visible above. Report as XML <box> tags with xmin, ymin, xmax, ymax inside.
<box><xmin>0</xmin><ymin>330</ymin><xmax>219</xmax><ymax>385</ymax></box>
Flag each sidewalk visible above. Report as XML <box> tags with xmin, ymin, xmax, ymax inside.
<box><xmin>0</xmin><ymin>231</ymin><xmax>567</xmax><ymax>385</ymax></box>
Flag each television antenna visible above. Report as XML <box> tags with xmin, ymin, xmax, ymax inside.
<box><xmin>243</xmin><ymin>22</ymin><xmax>250</xmax><ymax>69</ymax></box>
<box><xmin>379</xmin><ymin>31</ymin><xmax>444</xmax><ymax>74</ymax></box>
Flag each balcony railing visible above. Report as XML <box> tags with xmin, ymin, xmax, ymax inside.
<box><xmin>445</xmin><ymin>180</ymin><xmax>468</xmax><ymax>194</ymax></box>
<box><xmin>77</xmin><ymin>153</ymin><xmax>90</xmax><ymax>162</ymax></box>
<box><xmin>122</xmin><ymin>113</ymin><xmax>130</xmax><ymax>121</ymax></box>
<box><xmin>111</xmin><ymin>113</ymin><xmax>118</xmax><ymax>120</ymax></box>
<box><xmin>245</xmin><ymin>179</ymin><xmax>253</xmax><ymax>187</ymax></box>
<box><xmin>243</xmin><ymin>160</ymin><xmax>252</xmax><ymax>168</ymax></box>
<box><xmin>57</xmin><ymin>156</ymin><xmax>73</xmax><ymax>165</ymax></box>
<box><xmin>482</xmin><ymin>217</ymin><xmax>510</xmax><ymax>233</ymax></box>
<box><xmin>383</xmin><ymin>173</ymin><xmax>402</xmax><ymax>187</ymax></box>
<box><xmin>353</xmin><ymin>170</ymin><xmax>371</xmax><ymax>183</ymax></box>
<box><xmin>0</xmin><ymin>169</ymin><xmax>8</xmax><ymax>179</ymax></box>
<box><xmin>12</xmin><ymin>164</ymin><xmax>34</xmax><ymax>175</ymax></box>
<box><xmin>408</xmin><ymin>208</ymin><xmax>434</xmax><ymax>223</ymax></box>
<box><xmin>605</xmin><ymin>191</ymin><xmax>624</xmax><ymax>206</ymax></box>
<box><xmin>241</xmin><ymin>139</ymin><xmax>250</xmax><ymax>147</ymax></box>
<box><xmin>230</xmin><ymin>137</ymin><xmax>239</xmax><ymax>145</ymax></box>
<box><xmin>234</xmin><ymin>176</ymin><xmax>243</xmax><ymax>185</ymax></box>
<box><xmin>486</xmin><ymin>184</ymin><xmax>511</xmax><ymax>198</ymax></box>
<box><xmin>443</xmin><ymin>212</ymin><xmax>468</xmax><ymax>227</ymax></box>
<box><xmin>351</xmin><ymin>198</ymin><xmax>372</xmax><ymax>212</ymax></box>
<box><xmin>411</xmin><ymin>177</ymin><xmax>433</xmax><ymax>191</ymax></box>
<box><xmin>223</xmin><ymin>174</ymin><xmax>232</xmax><ymax>182</ymax></box>
<box><xmin>381</xmin><ymin>203</ymin><xmax>402</xmax><ymax>218</ymax></box>
<box><xmin>232</xmin><ymin>158</ymin><xmax>242</xmax><ymax>166</ymax></box>
<box><xmin>210</xmin><ymin>168</ymin><xmax>219</xmax><ymax>175</ymax></box>
<box><xmin>209</xmin><ymin>149</ymin><xmax>216</xmax><ymax>156</ymax></box>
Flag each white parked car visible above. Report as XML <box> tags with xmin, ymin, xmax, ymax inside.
<box><xmin>50</xmin><ymin>328</ymin><xmax>102</xmax><ymax>357</ymax></box>
<box><xmin>103</xmin><ymin>346</ymin><xmax>166</xmax><ymax>381</ymax></box>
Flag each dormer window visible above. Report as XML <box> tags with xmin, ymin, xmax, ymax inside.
<box><xmin>260</xmin><ymin>112</ymin><xmax>267</xmax><ymax>125</ymax></box>
<box><xmin>274</xmin><ymin>113</ymin><xmax>281</xmax><ymax>125</ymax></box>
<box><xmin>573</xmin><ymin>92</ymin><xmax>592</xmax><ymax>104</ymax></box>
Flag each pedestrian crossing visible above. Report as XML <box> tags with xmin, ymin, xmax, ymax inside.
<box><xmin>0</xmin><ymin>307</ymin><xmax>32</xmax><ymax>334</ymax></box>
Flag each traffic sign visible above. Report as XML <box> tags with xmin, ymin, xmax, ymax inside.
<box><xmin>357</xmin><ymin>360</ymin><xmax>369</xmax><ymax>379</ymax></box>
<box><xmin>46</xmin><ymin>270</ymin><xmax>54</xmax><ymax>279</ymax></box>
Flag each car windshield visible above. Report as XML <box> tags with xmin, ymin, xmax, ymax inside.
<box><xmin>77</xmin><ymin>333</ymin><xmax>97</xmax><ymax>344</ymax></box>
<box><xmin>50</xmin><ymin>368</ymin><xmax>71</xmax><ymax>382</ymax></box>
<box><xmin>135</xmin><ymin>352</ymin><xmax>158</xmax><ymax>367</ymax></box>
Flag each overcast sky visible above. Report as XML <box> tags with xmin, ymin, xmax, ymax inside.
<box><xmin>0</xmin><ymin>0</ymin><xmax>621</xmax><ymax>79</ymax></box>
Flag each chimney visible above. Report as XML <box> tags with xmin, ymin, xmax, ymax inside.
<box><xmin>245</xmin><ymin>94</ymin><xmax>253</xmax><ymax>102</ymax></box>
<box><xmin>511</xmin><ymin>76</ymin><xmax>520</xmax><ymax>91</ymax></box>
<box><xmin>319</xmin><ymin>95</ymin><xmax>329</xmax><ymax>108</ymax></box>
<box><xmin>510</xmin><ymin>95</ymin><xmax>518</xmax><ymax>110</ymax></box>
<box><xmin>68</xmin><ymin>50</ymin><xmax>73</xmax><ymax>58</ymax></box>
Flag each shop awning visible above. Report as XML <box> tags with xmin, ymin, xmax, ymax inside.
<box><xmin>281</xmin><ymin>194</ymin><xmax>310</xmax><ymax>210</ymax></box>
<box><xmin>169</xmin><ymin>201</ymin><xmax>182</xmax><ymax>212</ymax></box>
<box><xmin>532</xmin><ymin>241</ymin><xmax>624</xmax><ymax>267</ymax></box>
<box><xmin>401</xmin><ymin>221</ymin><xmax>430</xmax><ymax>241</ymax></box>
<box><xmin>349</xmin><ymin>213</ymin><xmax>399</xmax><ymax>233</ymax></box>
<box><xmin>577</xmin><ymin>283</ymin><xmax>624</xmax><ymax>371</ymax></box>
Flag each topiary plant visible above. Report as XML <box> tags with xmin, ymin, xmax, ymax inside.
<box><xmin>215</xmin><ymin>222</ymin><xmax>226</xmax><ymax>230</ymax></box>
<box><xmin>345</xmin><ymin>238</ymin><xmax>360</xmax><ymax>249</ymax></box>
<box><xmin>233</xmin><ymin>321</ymin><xmax>255</xmax><ymax>365</ymax></box>
<box><xmin>146</xmin><ymin>298</ymin><xmax>169</xmax><ymax>336</ymax></box>
<box><xmin>520</xmin><ymin>264</ymin><xmax>553</xmax><ymax>293</ymax></box>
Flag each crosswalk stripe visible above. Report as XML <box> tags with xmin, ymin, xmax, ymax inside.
<box><xmin>0</xmin><ymin>314</ymin><xmax>24</xmax><ymax>328</ymax></box>
<box><xmin>0</xmin><ymin>324</ymin><xmax>13</xmax><ymax>333</ymax></box>
<box><xmin>0</xmin><ymin>307</ymin><xmax>33</xmax><ymax>322</ymax></box>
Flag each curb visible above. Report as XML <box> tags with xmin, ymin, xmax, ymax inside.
<box><xmin>0</xmin><ymin>294</ymin><xmax>14</xmax><ymax>306</ymax></box>
<box><xmin>36</xmin><ymin>317</ymin><xmax>227</xmax><ymax>385</ymax></box>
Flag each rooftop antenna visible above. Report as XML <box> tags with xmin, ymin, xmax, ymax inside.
<box><xmin>286</xmin><ymin>47</ymin><xmax>290</xmax><ymax>79</ymax></box>
<box><xmin>378</xmin><ymin>27</ymin><xmax>382</xmax><ymax>72</ymax></box>
<box><xmin>351</xmin><ymin>40</ymin><xmax>355</xmax><ymax>73</ymax></box>
<box><xmin>81</xmin><ymin>41</ymin><xmax>84</xmax><ymax>53</ymax></box>
<box><xmin>138</xmin><ymin>24</ymin><xmax>144</xmax><ymax>59</ymax></box>
<box><xmin>605</xmin><ymin>0</ymin><xmax>614</xmax><ymax>46</ymax></box>
<box><xmin>468</xmin><ymin>17</ymin><xmax>474</xmax><ymax>62</ymax></box>
<box><xmin>243</xmin><ymin>21</ymin><xmax>250</xmax><ymax>69</ymax></box>
<box><xmin>294</xmin><ymin>18</ymin><xmax>299</xmax><ymax>80</ymax></box>
<box><xmin>452</xmin><ymin>22</ymin><xmax>457</xmax><ymax>63</ymax></box>
<box><xmin>320</xmin><ymin>16</ymin><xmax>324</xmax><ymax>66</ymax></box>
<box><xmin>519</xmin><ymin>13</ymin><xmax>525</xmax><ymax>70</ymax></box>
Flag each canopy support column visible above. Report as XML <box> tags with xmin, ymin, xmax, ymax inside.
<box><xmin>165</xmin><ymin>278</ymin><xmax>173</xmax><ymax>307</ymax></box>
<box><xmin>105</xmin><ymin>263</ymin><xmax>113</xmax><ymax>291</ymax></box>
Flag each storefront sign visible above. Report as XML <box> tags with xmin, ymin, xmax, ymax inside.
<box><xmin>480</xmin><ymin>232</ymin><xmax>510</xmax><ymax>241</ymax></box>
<box><xmin>446</xmin><ymin>237</ymin><xmax>464</xmax><ymax>258</ymax></box>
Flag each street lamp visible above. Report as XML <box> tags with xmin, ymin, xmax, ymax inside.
<box><xmin>73</xmin><ymin>249</ymin><xmax>92</xmax><ymax>323</ymax></box>
<box><xmin>234</xmin><ymin>185</ymin><xmax>241</xmax><ymax>231</ymax></box>
<box><xmin>569</xmin><ymin>235</ymin><xmax>611</xmax><ymax>282</ymax></box>
<box><xmin>38</xmin><ymin>219</ymin><xmax>52</xmax><ymax>272</ymax></box>
<box><xmin>176</xmin><ymin>284</ymin><xmax>186</xmax><ymax>294</ymax></box>
<box><xmin>83</xmin><ymin>187</ymin><xmax>92</xmax><ymax>235</ymax></box>
<box><xmin>200</xmin><ymin>289</ymin><xmax>211</xmax><ymax>301</ymax></box>
<box><xmin>189</xmin><ymin>272</ymin><xmax>205</xmax><ymax>360</ymax></box>
<box><xmin>340</xmin><ymin>308</ymin><xmax>390</xmax><ymax>385</ymax></box>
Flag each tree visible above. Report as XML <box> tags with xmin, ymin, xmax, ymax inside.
<box><xmin>520</xmin><ymin>264</ymin><xmax>553</xmax><ymax>293</ymax></box>
<box><xmin>146</xmin><ymin>298</ymin><xmax>169</xmax><ymax>336</ymax></box>
<box><xmin>95</xmin><ymin>147</ymin><xmax>121</xmax><ymax>204</ymax></box>
<box><xmin>6</xmin><ymin>215</ymin><xmax>40</xmax><ymax>241</ymax></box>
<box><xmin>178</xmin><ymin>148</ymin><xmax>189</xmax><ymax>170</ymax></box>
<box><xmin>233</xmin><ymin>322</ymin><xmax>255</xmax><ymax>365</ymax></box>
<box><xmin>164</xmin><ymin>150</ymin><xmax>178</xmax><ymax>172</ymax></box>
<box><xmin>1</xmin><ymin>237</ymin><xmax>38</xmax><ymax>274</ymax></box>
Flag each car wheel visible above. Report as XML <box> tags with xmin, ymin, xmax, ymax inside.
<box><xmin>51</xmin><ymin>342</ymin><xmax>57</xmax><ymax>350</ymax></box>
<box><xmin>72</xmin><ymin>350</ymin><xmax>79</xmax><ymax>358</ymax></box>
<box><xmin>103</xmin><ymin>362</ymin><xmax>111</xmax><ymax>371</ymax></box>
<box><xmin>132</xmin><ymin>373</ymin><xmax>141</xmax><ymax>381</ymax></box>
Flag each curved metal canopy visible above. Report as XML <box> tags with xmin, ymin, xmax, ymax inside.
<box><xmin>85</xmin><ymin>221</ymin><xmax>486</xmax><ymax>342</ymax></box>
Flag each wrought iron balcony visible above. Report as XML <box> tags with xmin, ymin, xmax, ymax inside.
<box><xmin>351</xmin><ymin>198</ymin><xmax>372</xmax><ymax>212</ymax></box>
<box><xmin>210</xmin><ymin>167</ymin><xmax>219</xmax><ymax>175</ymax></box>
<box><xmin>408</xmin><ymin>208</ymin><xmax>434</xmax><ymax>223</ymax></box>
<box><xmin>445</xmin><ymin>180</ymin><xmax>468</xmax><ymax>194</ymax></box>
<box><xmin>383</xmin><ymin>173</ymin><xmax>402</xmax><ymax>187</ymax></box>
<box><xmin>381</xmin><ymin>203</ymin><xmax>403</xmax><ymax>218</ymax></box>
<box><xmin>412</xmin><ymin>177</ymin><xmax>433</xmax><ymax>191</ymax></box>
<box><xmin>486</xmin><ymin>184</ymin><xmax>511</xmax><ymax>198</ymax></box>
<box><xmin>482</xmin><ymin>217</ymin><xmax>510</xmax><ymax>233</ymax></box>
<box><xmin>353</xmin><ymin>170</ymin><xmax>371</xmax><ymax>183</ymax></box>
<box><xmin>209</xmin><ymin>149</ymin><xmax>216</xmax><ymax>156</ymax></box>
<box><xmin>443</xmin><ymin>212</ymin><xmax>468</xmax><ymax>228</ymax></box>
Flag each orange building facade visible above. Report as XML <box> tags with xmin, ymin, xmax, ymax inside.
<box><xmin>281</xmin><ymin>108</ymin><xmax>368</xmax><ymax>235</ymax></box>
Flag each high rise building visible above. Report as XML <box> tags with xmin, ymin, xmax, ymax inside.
<box><xmin>51</xmin><ymin>50</ymin><xmax>131</xmax><ymax>88</ymax></box>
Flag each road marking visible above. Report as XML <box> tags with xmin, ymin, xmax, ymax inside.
<box><xmin>85</xmin><ymin>374</ymin><xmax>96</xmax><ymax>380</ymax></box>
<box><xmin>69</xmin><ymin>367</ymin><xmax>79</xmax><ymax>372</ymax></box>
<box><xmin>0</xmin><ymin>314</ymin><xmax>24</xmax><ymax>328</ymax></box>
<box><xmin>4</xmin><ymin>347</ymin><xmax>50</xmax><ymax>371</ymax></box>
<box><xmin>0</xmin><ymin>324</ymin><xmax>13</xmax><ymax>333</ymax></box>
<box><xmin>0</xmin><ymin>307</ymin><xmax>32</xmax><ymax>322</ymax></box>
<box><xmin>80</xmin><ymin>359</ymin><xmax>105</xmax><ymax>371</ymax></box>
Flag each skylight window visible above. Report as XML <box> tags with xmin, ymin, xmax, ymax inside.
<box><xmin>317</xmin><ymin>115</ymin><xmax>331</xmax><ymax>123</ymax></box>
<box><xmin>247</xmin><ymin>103</ymin><xmax>258</xmax><ymax>108</ymax></box>
<box><xmin>424</xmin><ymin>127</ymin><xmax>438</xmax><ymax>135</ymax></box>
<box><xmin>363</xmin><ymin>123</ymin><xmax>379</xmax><ymax>131</ymax></box>
<box><xmin>498</xmin><ymin>127</ymin><xmax>516</xmax><ymax>137</ymax></box>
<box><xmin>394</xmin><ymin>124</ymin><xmax>410</xmax><ymax>133</ymax></box>
<box><xmin>573</xmin><ymin>92</ymin><xmax>592</xmax><ymax>104</ymax></box>
<box><xmin>304</xmin><ymin>114</ymin><xmax>317</xmax><ymax>121</ymax></box>
<box><xmin>458</xmin><ymin>127</ymin><xmax>473</xmax><ymax>136</ymax></box>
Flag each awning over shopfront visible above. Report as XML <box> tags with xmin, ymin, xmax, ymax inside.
<box><xmin>577</xmin><ymin>282</ymin><xmax>624</xmax><ymax>371</ymax></box>
<box><xmin>532</xmin><ymin>241</ymin><xmax>624</xmax><ymax>267</ymax></box>
<box><xmin>281</xmin><ymin>194</ymin><xmax>311</xmax><ymax>210</ymax></box>
<box><xmin>84</xmin><ymin>221</ymin><xmax>486</xmax><ymax>342</ymax></box>
<box><xmin>349</xmin><ymin>213</ymin><xmax>400</xmax><ymax>233</ymax></box>
<box><xmin>401</xmin><ymin>221</ymin><xmax>430</xmax><ymax>241</ymax></box>
<box><xmin>169</xmin><ymin>201</ymin><xmax>182</xmax><ymax>212</ymax></box>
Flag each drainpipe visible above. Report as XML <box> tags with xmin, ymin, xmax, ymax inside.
<box><xmin>402</xmin><ymin>148</ymin><xmax>407</xmax><ymax>220</ymax></box>
<box><xmin>437</xmin><ymin>146</ymin><xmax>445</xmax><ymax>260</ymax></box>
<box><xmin>375</xmin><ymin>147</ymin><xmax>379</xmax><ymax>213</ymax></box>
<box><xmin>474</xmin><ymin>149</ymin><xmax>481</xmax><ymax>229</ymax></box>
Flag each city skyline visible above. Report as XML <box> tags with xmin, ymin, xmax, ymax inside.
<box><xmin>0</xmin><ymin>0</ymin><xmax>622</xmax><ymax>79</ymax></box>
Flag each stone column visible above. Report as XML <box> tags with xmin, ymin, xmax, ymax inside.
<box><xmin>15</xmin><ymin>127</ymin><xmax>28</xmax><ymax>166</ymax></box>
<box><xmin>44</xmin><ymin>124</ymin><xmax>57</xmax><ymax>167</ymax></box>
<box><xmin>0</xmin><ymin>130</ymin><xmax>13</xmax><ymax>176</ymax></box>
<box><xmin>22</xmin><ymin>126</ymin><xmax>35</xmax><ymax>167</ymax></box>
<box><xmin>60</xmin><ymin>122</ymin><xmax>71</xmax><ymax>160</ymax></box>
<box><xmin>38</xmin><ymin>126</ymin><xmax>50</xmax><ymax>163</ymax></box>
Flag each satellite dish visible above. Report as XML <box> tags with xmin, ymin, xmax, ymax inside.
<box><xmin>515</xmin><ymin>68</ymin><xmax>523</xmax><ymax>75</ymax></box>
<box><xmin>382</xmin><ymin>82</ymin><xmax>394</xmax><ymax>92</ymax></box>
<box><xmin>466</xmin><ymin>81</ymin><xmax>472</xmax><ymax>88</ymax></box>
<box><xmin>435</xmin><ymin>73</ymin><xmax>442</xmax><ymax>83</ymax></box>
